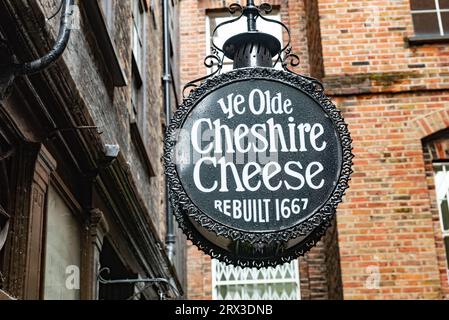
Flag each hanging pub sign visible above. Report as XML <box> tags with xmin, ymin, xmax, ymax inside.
<box><xmin>164</xmin><ymin>1</ymin><xmax>353</xmax><ymax>268</ymax></box>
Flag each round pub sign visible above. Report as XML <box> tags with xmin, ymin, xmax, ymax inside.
<box><xmin>165</xmin><ymin>68</ymin><xmax>353</xmax><ymax>268</ymax></box>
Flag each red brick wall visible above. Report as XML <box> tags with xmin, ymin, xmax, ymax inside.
<box><xmin>186</xmin><ymin>245</ymin><xmax>212</xmax><ymax>300</ymax></box>
<box><xmin>180</xmin><ymin>0</ymin><xmax>449</xmax><ymax>299</ymax></box>
<box><xmin>299</xmin><ymin>220</ymin><xmax>344</xmax><ymax>300</ymax></box>
<box><xmin>334</xmin><ymin>93</ymin><xmax>448</xmax><ymax>299</ymax></box>
<box><xmin>318</xmin><ymin>0</ymin><xmax>449</xmax><ymax>299</ymax></box>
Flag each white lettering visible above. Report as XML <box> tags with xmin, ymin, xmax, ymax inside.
<box><xmin>193</xmin><ymin>157</ymin><xmax>218</xmax><ymax>192</ymax></box>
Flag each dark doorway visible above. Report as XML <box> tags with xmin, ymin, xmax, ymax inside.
<box><xmin>99</xmin><ymin>239</ymin><xmax>137</xmax><ymax>300</ymax></box>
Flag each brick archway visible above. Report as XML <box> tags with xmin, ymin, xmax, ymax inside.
<box><xmin>412</xmin><ymin>107</ymin><xmax>449</xmax><ymax>140</ymax></box>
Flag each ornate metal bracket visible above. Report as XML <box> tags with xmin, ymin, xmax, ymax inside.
<box><xmin>182</xmin><ymin>1</ymin><xmax>316</xmax><ymax>97</ymax></box>
<box><xmin>97</xmin><ymin>267</ymin><xmax>181</xmax><ymax>300</ymax></box>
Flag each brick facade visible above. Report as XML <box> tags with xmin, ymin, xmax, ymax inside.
<box><xmin>180</xmin><ymin>0</ymin><xmax>449</xmax><ymax>300</ymax></box>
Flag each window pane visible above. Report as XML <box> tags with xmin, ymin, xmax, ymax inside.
<box><xmin>411</xmin><ymin>0</ymin><xmax>436</xmax><ymax>10</ymax></box>
<box><xmin>440</xmin><ymin>0</ymin><xmax>449</xmax><ymax>9</ymax></box>
<box><xmin>212</xmin><ymin>259</ymin><xmax>300</xmax><ymax>300</ymax></box>
<box><xmin>44</xmin><ymin>186</ymin><xmax>81</xmax><ymax>300</ymax></box>
<box><xmin>133</xmin><ymin>1</ymin><xmax>143</xmax><ymax>40</ymax></box>
<box><xmin>434</xmin><ymin>166</ymin><xmax>449</xmax><ymax>200</ymax></box>
<box><xmin>412</xmin><ymin>12</ymin><xmax>441</xmax><ymax>35</ymax></box>
<box><xmin>132</xmin><ymin>0</ymin><xmax>144</xmax><ymax>73</ymax></box>
<box><xmin>444</xmin><ymin>237</ymin><xmax>449</xmax><ymax>266</ymax></box>
<box><xmin>442</xmin><ymin>12</ymin><xmax>449</xmax><ymax>34</ymax></box>
<box><xmin>440</xmin><ymin>199</ymin><xmax>449</xmax><ymax>230</ymax></box>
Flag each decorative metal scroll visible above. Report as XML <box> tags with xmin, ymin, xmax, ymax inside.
<box><xmin>182</xmin><ymin>2</ymin><xmax>314</xmax><ymax>98</ymax></box>
<box><xmin>98</xmin><ymin>267</ymin><xmax>181</xmax><ymax>300</ymax></box>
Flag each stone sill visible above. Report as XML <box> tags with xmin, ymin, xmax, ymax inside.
<box><xmin>406</xmin><ymin>35</ymin><xmax>449</xmax><ymax>46</ymax></box>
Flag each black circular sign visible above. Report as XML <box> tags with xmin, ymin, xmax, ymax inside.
<box><xmin>165</xmin><ymin>68</ymin><xmax>353</xmax><ymax>268</ymax></box>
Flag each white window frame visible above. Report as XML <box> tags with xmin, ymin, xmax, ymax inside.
<box><xmin>211</xmin><ymin>259</ymin><xmax>301</xmax><ymax>300</ymax></box>
<box><xmin>433</xmin><ymin>162</ymin><xmax>449</xmax><ymax>284</ymax></box>
<box><xmin>411</xmin><ymin>0</ymin><xmax>449</xmax><ymax>36</ymax></box>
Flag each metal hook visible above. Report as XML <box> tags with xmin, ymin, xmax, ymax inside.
<box><xmin>97</xmin><ymin>267</ymin><xmax>181</xmax><ymax>299</ymax></box>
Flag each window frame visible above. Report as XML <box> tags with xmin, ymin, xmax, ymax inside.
<box><xmin>211</xmin><ymin>259</ymin><xmax>301</xmax><ymax>300</ymax></box>
<box><xmin>433</xmin><ymin>163</ymin><xmax>449</xmax><ymax>235</ymax></box>
<box><xmin>411</xmin><ymin>0</ymin><xmax>449</xmax><ymax>36</ymax></box>
<box><xmin>129</xmin><ymin>0</ymin><xmax>155</xmax><ymax>178</ymax></box>
<box><xmin>132</xmin><ymin>0</ymin><xmax>146</xmax><ymax>77</ymax></box>
<box><xmin>408</xmin><ymin>0</ymin><xmax>449</xmax><ymax>45</ymax></box>
<box><xmin>432</xmin><ymin>162</ymin><xmax>449</xmax><ymax>284</ymax></box>
<box><xmin>131</xmin><ymin>0</ymin><xmax>147</xmax><ymax>124</ymax></box>
<box><xmin>83</xmin><ymin>0</ymin><xmax>127</xmax><ymax>86</ymax></box>
<box><xmin>41</xmin><ymin>176</ymin><xmax>84</xmax><ymax>300</ymax></box>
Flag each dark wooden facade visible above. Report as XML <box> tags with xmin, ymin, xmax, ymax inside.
<box><xmin>0</xmin><ymin>0</ymin><xmax>185</xmax><ymax>300</ymax></box>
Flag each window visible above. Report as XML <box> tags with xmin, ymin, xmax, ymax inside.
<box><xmin>100</xmin><ymin>0</ymin><xmax>115</xmax><ymax>30</ymax></box>
<box><xmin>433</xmin><ymin>163</ymin><xmax>449</xmax><ymax>282</ymax></box>
<box><xmin>129</xmin><ymin>0</ymin><xmax>155</xmax><ymax>177</ymax></box>
<box><xmin>131</xmin><ymin>0</ymin><xmax>146</xmax><ymax>123</ymax></box>
<box><xmin>131</xmin><ymin>60</ymin><xmax>143</xmax><ymax>122</ymax></box>
<box><xmin>132</xmin><ymin>0</ymin><xmax>145</xmax><ymax>75</ymax></box>
<box><xmin>410</xmin><ymin>0</ymin><xmax>449</xmax><ymax>36</ymax></box>
<box><xmin>206</xmin><ymin>11</ymin><xmax>283</xmax><ymax>73</ymax></box>
<box><xmin>84</xmin><ymin>0</ymin><xmax>127</xmax><ymax>86</ymax></box>
<box><xmin>211</xmin><ymin>259</ymin><xmax>300</xmax><ymax>300</ymax></box>
<box><xmin>43</xmin><ymin>186</ymin><xmax>81</xmax><ymax>300</ymax></box>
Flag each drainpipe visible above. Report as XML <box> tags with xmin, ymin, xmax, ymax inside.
<box><xmin>14</xmin><ymin>0</ymin><xmax>74</xmax><ymax>76</ymax></box>
<box><xmin>163</xmin><ymin>0</ymin><xmax>175</xmax><ymax>262</ymax></box>
<box><xmin>0</xmin><ymin>0</ymin><xmax>74</xmax><ymax>97</ymax></box>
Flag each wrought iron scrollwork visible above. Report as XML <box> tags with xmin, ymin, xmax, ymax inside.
<box><xmin>182</xmin><ymin>49</ymin><xmax>224</xmax><ymax>98</ymax></box>
<box><xmin>181</xmin><ymin>1</ymin><xmax>324</xmax><ymax>98</ymax></box>
<box><xmin>229</xmin><ymin>3</ymin><xmax>243</xmax><ymax>14</ymax></box>
<box><xmin>98</xmin><ymin>267</ymin><xmax>181</xmax><ymax>300</ymax></box>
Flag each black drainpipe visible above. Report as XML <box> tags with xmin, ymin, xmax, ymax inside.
<box><xmin>14</xmin><ymin>0</ymin><xmax>74</xmax><ymax>76</ymax></box>
<box><xmin>163</xmin><ymin>0</ymin><xmax>175</xmax><ymax>262</ymax></box>
<box><xmin>0</xmin><ymin>0</ymin><xmax>74</xmax><ymax>96</ymax></box>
